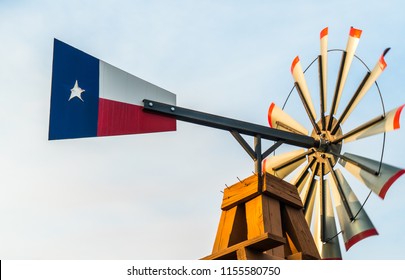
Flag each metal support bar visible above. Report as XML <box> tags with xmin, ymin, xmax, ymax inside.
<box><xmin>303</xmin><ymin>162</ymin><xmax>319</xmax><ymax>214</ymax></box>
<box><xmin>254</xmin><ymin>136</ymin><xmax>262</xmax><ymax>174</ymax></box>
<box><xmin>320</xmin><ymin>163</ymin><xmax>326</xmax><ymax>243</ymax></box>
<box><xmin>295</xmin><ymin>82</ymin><xmax>321</xmax><ymax>135</ymax></box>
<box><xmin>331</xmin><ymin>72</ymin><xmax>371</xmax><ymax>135</ymax></box>
<box><xmin>262</xmin><ymin>140</ymin><xmax>284</xmax><ymax>159</ymax></box>
<box><xmin>254</xmin><ymin>136</ymin><xmax>263</xmax><ymax>192</ymax></box>
<box><xmin>143</xmin><ymin>100</ymin><xmax>319</xmax><ymax>149</ymax></box>
<box><xmin>272</xmin><ymin>149</ymin><xmax>315</xmax><ymax>171</ymax></box>
<box><xmin>230</xmin><ymin>133</ymin><xmax>285</xmax><ymax>191</ymax></box>
<box><xmin>318</xmin><ymin>55</ymin><xmax>326</xmax><ymax>131</ymax></box>
<box><xmin>230</xmin><ymin>131</ymin><xmax>256</xmax><ymax>161</ymax></box>
<box><xmin>275</xmin><ymin>121</ymin><xmax>306</xmax><ymax>135</ymax></box>
<box><xmin>330</xmin><ymin>151</ymin><xmax>379</xmax><ymax>176</ymax></box>
<box><xmin>326</xmin><ymin>158</ymin><xmax>355</xmax><ymax>221</ymax></box>
<box><xmin>332</xmin><ymin>115</ymin><xmax>384</xmax><ymax>144</ymax></box>
<box><xmin>328</xmin><ymin>51</ymin><xmax>347</xmax><ymax>130</ymax></box>
<box><xmin>294</xmin><ymin>157</ymin><xmax>316</xmax><ymax>188</ymax></box>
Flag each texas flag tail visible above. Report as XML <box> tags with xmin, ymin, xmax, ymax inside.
<box><xmin>49</xmin><ymin>39</ymin><xmax>176</xmax><ymax>140</ymax></box>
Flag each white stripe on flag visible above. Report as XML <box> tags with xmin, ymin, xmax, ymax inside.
<box><xmin>99</xmin><ymin>61</ymin><xmax>176</xmax><ymax>106</ymax></box>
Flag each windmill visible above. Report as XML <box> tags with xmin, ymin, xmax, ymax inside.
<box><xmin>49</xmin><ymin>27</ymin><xmax>403</xmax><ymax>260</ymax></box>
<box><xmin>264</xmin><ymin>27</ymin><xmax>404</xmax><ymax>259</ymax></box>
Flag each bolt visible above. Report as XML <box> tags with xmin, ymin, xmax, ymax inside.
<box><xmin>148</xmin><ymin>102</ymin><xmax>154</xmax><ymax>107</ymax></box>
<box><xmin>170</xmin><ymin>107</ymin><xmax>175</xmax><ymax>112</ymax></box>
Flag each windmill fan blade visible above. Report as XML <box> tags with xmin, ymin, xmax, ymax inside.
<box><xmin>313</xmin><ymin>179</ymin><xmax>342</xmax><ymax>259</ymax></box>
<box><xmin>339</xmin><ymin>153</ymin><xmax>405</xmax><ymax>199</ymax></box>
<box><xmin>304</xmin><ymin>179</ymin><xmax>318</xmax><ymax>226</ymax></box>
<box><xmin>319</xmin><ymin>27</ymin><xmax>328</xmax><ymax>127</ymax></box>
<box><xmin>290</xmin><ymin>160</ymin><xmax>314</xmax><ymax>193</ymax></box>
<box><xmin>328</xmin><ymin>27</ymin><xmax>362</xmax><ymax>128</ymax></box>
<box><xmin>291</xmin><ymin>56</ymin><xmax>317</xmax><ymax>121</ymax></box>
<box><xmin>297</xmin><ymin>172</ymin><xmax>311</xmax><ymax>203</ymax></box>
<box><xmin>339</xmin><ymin>104</ymin><xmax>404</xmax><ymax>143</ymax></box>
<box><xmin>268</xmin><ymin>102</ymin><xmax>308</xmax><ymax>135</ymax></box>
<box><xmin>334</xmin><ymin>48</ymin><xmax>390</xmax><ymax>129</ymax></box>
<box><xmin>262</xmin><ymin>149</ymin><xmax>308</xmax><ymax>179</ymax></box>
<box><xmin>329</xmin><ymin>169</ymin><xmax>378</xmax><ymax>251</ymax></box>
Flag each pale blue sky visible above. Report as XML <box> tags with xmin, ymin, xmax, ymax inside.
<box><xmin>1</xmin><ymin>0</ymin><xmax>405</xmax><ymax>260</ymax></box>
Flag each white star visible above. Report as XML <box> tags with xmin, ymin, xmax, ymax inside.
<box><xmin>68</xmin><ymin>80</ymin><xmax>85</xmax><ymax>101</ymax></box>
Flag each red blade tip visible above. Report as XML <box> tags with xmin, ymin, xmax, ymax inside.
<box><xmin>291</xmin><ymin>56</ymin><xmax>300</xmax><ymax>73</ymax></box>
<box><xmin>320</xmin><ymin>27</ymin><xmax>328</xmax><ymax>39</ymax></box>
<box><xmin>349</xmin><ymin>27</ymin><xmax>362</xmax><ymax>38</ymax></box>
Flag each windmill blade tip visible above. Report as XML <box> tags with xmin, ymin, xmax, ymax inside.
<box><xmin>383</xmin><ymin>47</ymin><xmax>391</xmax><ymax>57</ymax></box>
<box><xmin>291</xmin><ymin>56</ymin><xmax>300</xmax><ymax>73</ymax></box>
<box><xmin>267</xmin><ymin>102</ymin><xmax>276</xmax><ymax>127</ymax></box>
<box><xmin>393</xmin><ymin>104</ymin><xmax>404</xmax><ymax>129</ymax></box>
<box><xmin>379</xmin><ymin>169</ymin><xmax>405</xmax><ymax>199</ymax></box>
<box><xmin>345</xmin><ymin>228</ymin><xmax>378</xmax><ymax>251</ymax></box>
<box><xmin>349</xmin><ymin>26</ymin><xmax>362</xmax><ymax>38</ymax></box>
<box><xmin>377</xmin><ymin>48</ymin><xmax>390</xmax><ymax>71</ymax></box>
<box><xmin>320</xmin><ymin>27</ymin><xmax>328</xmax><ymax>38</ymax></box>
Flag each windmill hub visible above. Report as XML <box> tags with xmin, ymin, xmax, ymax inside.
<box><xmin>309</xmin><ymin>115</ymin><xmax>343</xmax><ymax>176</ymax></box>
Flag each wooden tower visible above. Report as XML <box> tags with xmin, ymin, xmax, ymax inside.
<box><xmin>202</xmin><ymin>172</ymin><xmax>320</xmax><ymax>260</ymax></box>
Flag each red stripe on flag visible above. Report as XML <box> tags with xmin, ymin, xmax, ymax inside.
<box><xmin>97</xmin><ymin>98</ymin><xmax>176</xmax><ymax>137</ymax></box>
<box><xmin>320</xmin><ymin>27</ymin><xmax>328</xmax><ymax>39</ymax></box>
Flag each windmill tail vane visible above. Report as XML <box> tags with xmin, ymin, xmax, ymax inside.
<box><xmin>265</xmin><ymin>26</ymin><xmax>404</xmax><ymax>259</ymax></box>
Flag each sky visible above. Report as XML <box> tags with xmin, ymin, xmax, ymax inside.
<box><xmin>1</xmin><ymin>0</ymin><xmax>405</xmax><ymax>260</ymax></box>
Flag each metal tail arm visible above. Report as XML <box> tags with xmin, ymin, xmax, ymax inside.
<box><xmin>143</xmin><ymin>99</ymin><xmax>320</xmax><ymax>149</ymax></box>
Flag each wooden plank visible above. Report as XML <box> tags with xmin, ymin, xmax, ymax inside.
<box><xmin>246</xmin><ymin>232</ymin><xmax>286</xmax><ymax>251</ymax></box>
<box><xmin>245</xmin><ymin>196</ymin><xmax>266</xmax><ymax>239</ymax></box>
<box><xmin>228</xmin><ymin>205</ymin><xmax>247</xmax><ymax>248</ymax></box>
<box><xmin>282</xmin><ymin>205</ymin><xmax>320</xmax><ymax>259</ymax></box>
<box><xmin>203</xmin><ymin>249</ymin><xmax>238</xmax><ymax>260</ymax></box>
<box><xmin>212</xmin><ymin>205</ymin><xmax>247</xmax><ymax>253</ymax></box>
<box><xmin>263</xmin><ymin>196</ymin><xmax>283</xmax><ymax>237</ymax></box>
<box><xmin>262</xmin><ymin>197</ymin><xmax>284</xmax><ymax>258</ymax></box>
<box><xmin>221</xmin><ymin>175</ymin><xmax>260</xmax><ymax>210</ymax></box>
<box><xmin>285</xmin><ymin>233</ymin><xmax>298</xmax><ymax>256</ymax></box>
<box><xmin>238</xmin><ymin>247</ymin><xmax>284</xmax><ymax>260</ymax></box>
<box><xmin>236</xmin><ymin>248</ymin><xmax>248</xmax><ymax>260</ymax></box>
<box><xmin>266</xmin><ymin>246</ymin><xmax>285</xmax><ymax>258</ymax></box>
<box><xmin>263</xmin><ymin>173</ymin><xmax>303</xmax><ymax>208</ymax></box>
<box><xmin>286</xmin><ymin>252</ymin><xmax>303</xmax><ymax>260</ymax></box>
<box><xmin>223</xmin><ymin>174</ymin><xmax>258</xmax><ymax>198</ymax></box>
<box><xmin>286</xmin><ymin>252</ymin><xmax>320</xmax><ymax>260</ymax></box>
<box><xmin>212</xmin><ymin>207</ymin><xmax>237</xmax><ymax>253</ymax></box>
<box><xmin>202</xmin><ymin>232</ymin><xmax>286</xmax><ymax>260</ymax></box>
<box><xmin>245</xmin><ymin>196</ymin><xmax>282</xmax><ymax>239</ymax></box>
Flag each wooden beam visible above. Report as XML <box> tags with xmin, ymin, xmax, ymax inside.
<box><xmin>263</xmin><ymin>173</ymin><xmax>303</xmax><ymax>208</ymax></box>
<box><xmin>221</xmin><ymin>175</ymin><xmax>259</xmax><ymax>211</ymax></box>
<box><xmin>202</xmin><ymin>232</ymin><xmax>286</xmax><ymax>260</ymax></box>
<box><xmin>237</xmin><ymin>247</ymin><xmax>284</xmax><ymax>260</ymax></box>
<box><xmin>212</xmin><ymin>205</ymin><xmax>247</xmax><ymax>253</ymax></box>
<box><xmin>282</xmin><ymin>205</ymin><xmax>321</xmax><ymax>259</ymax></box>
